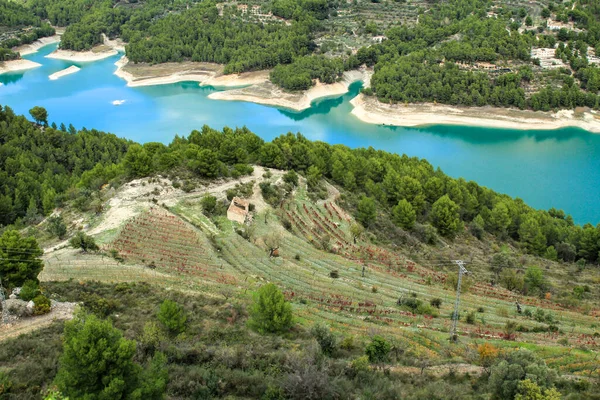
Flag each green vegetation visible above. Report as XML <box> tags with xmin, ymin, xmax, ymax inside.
<box><xmin>157</xmin><ymin>299</ymin><xmax>187</xmax><ymax>335</ymax></box>
<box><xmin>1</xmin><ymin>93</ymin><xmax>600</xmax><ymax>398</ymax></box>
<box><xmin>270</xmin><ymin>55</ymin><xmax>355</xmax><ymax>90</ymax></box>
<box><xmin>4</xmin><ymin>0</ymin><xmax>600</xmax><ymax>111</ymax></box>
<box><xmin>69</xmin><ymin>232</ymin><xmax>99</xmax><ymax>253</ymax></box>
<box><xmin>248</xmin><ymin>283</ymin><xmax>293</xmax><ymax>333</ymax></box>
<box><xmin>0</xmin><ymin>0</ymin><xmax>55</xmax><ymax>61</ymax></box>
<box><xmin>3</xmin><ymin>105</ymin><xmax>600</xmax><ymax>267</ymax></box>
<box><xmin>54</xmin><ymin>311</ymin><xmax>166</xmax><ymax>399</ymax></box>
<box><xmin>0</xmin><ymin>230</ymin><xmax>43</xmax><ymax>291</ymax></box>
<box><xmin>0</xmin><ymin>105</ymin><xmax>130</xmax><ymax>226</ymax></box>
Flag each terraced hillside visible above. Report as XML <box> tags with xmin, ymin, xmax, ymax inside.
<box><xmin>34</xmin><ymin>174</ymin><xmax>599</xmax><ymax>380</ymax></box>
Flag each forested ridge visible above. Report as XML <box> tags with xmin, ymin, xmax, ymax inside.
<box><xmin>0</xmin><ymin>105</ymin><xmax>131</xmax><ymax>226</ymax></box>
<box><xmin>5</xmin><ymin>0</ymin><xmax>600</xmax><ymax>110</ymax></box>
<box><xmin>0</xmin><ymin>0</ymin><xmax>55</xmax><ymax>61</ymax></box>
<box><xmin>2</xmin><ymin>104</ymin><xmax>598</xmax><ymax>268</ymax></box>
<box><xmin>361</xmin><ymin>0</ymin><xmax>600</xmax><ymax>111</ymax></box>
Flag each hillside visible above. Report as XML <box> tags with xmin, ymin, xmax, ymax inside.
<box><xmin>3</xmin><ymin>0</ymin><xmax>600</xmax><ymax>113</ymax></box>
<box><xmin>0</xmin><ymin>107</ymin><xmax>599</xmax><ymax>399</ymax></box>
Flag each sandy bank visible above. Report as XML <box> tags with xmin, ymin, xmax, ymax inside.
<box><xmin>350</xmin><ymin>94</ymin><xmax>600</xmax><ymax>133</ymax></box>
<box><xmin>49</xmin><ymin>65</ymin><xmax>81</xmax><ymax>80</ymax></box>
<box><xmin>0</xmin><ymin>59</ymin><xmax>42</xmax><ymax>74</ymax></box>
<box><xmin>208</xmin><ymin>70</ymin><xmax>367</xmax><ymax>111</ymax></box>
<box><xmin>102</xmin><ymin>33</ymin><xmax>126</xmax><ymax>52</ymax></box>
<box><xmin>15</xmin><ymin>35</ymin><xmax>61</xmax><ymax>56</ymax></box>
<box><xmin>113</xmin><ymin>56</ymin><xmax>269</xmax><ymax>88</ymax></box>
<box><xmin>46</xmin><ymin>45</ymin><xmax>118</xmax><ymax>62</ymax></box>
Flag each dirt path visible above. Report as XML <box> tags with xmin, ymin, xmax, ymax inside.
<box><xmin>86</xmin><ymin>166</ymin><xmax>282</xmax><ymax>238</ymax></box>
<box><xmin>0</xmin><ymin>301</ymin><xmax>76</xmax><ymax>342</ymax></box>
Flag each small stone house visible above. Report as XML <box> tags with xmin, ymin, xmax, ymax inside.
<box><xmin>227</xmin><ymin>197</ymin><xmax>250</xmax><ymax>224</ymax></box>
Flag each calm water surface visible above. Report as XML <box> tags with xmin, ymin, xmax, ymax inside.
<box><xmin>2</xmin><ymin>44</ymin><xmax>599</xmax><ymax>224</ymax></box>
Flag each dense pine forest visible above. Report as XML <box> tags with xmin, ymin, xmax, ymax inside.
<box><xmin>0</xmin><ymin>0</ymin><xmax>54</xmax><ymax>61</ymax></box>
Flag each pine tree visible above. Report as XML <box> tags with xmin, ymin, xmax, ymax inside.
<box><xmin>249</xmin><ymin>283</ymin><xmax>293</xmax><ymax>333</ymax></box>
<box><xmin>392</xmin><ymin>199</ymin><xmax>416</xmax><ymax>230</ymax></box>
<box><xmin>430</xmin><ymin>195</ymin><xmax>461</xmax><ymax>237</ymax></box>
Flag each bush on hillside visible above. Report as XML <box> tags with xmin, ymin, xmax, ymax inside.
<box><xmin>33</xmin><ymin>295</ymin><xmax>51</xmax><ymax>315</ymax></box>
<box><xmin>157</xmin><ymin>299</ymin><xmax>187</xmax><ymax>335</ymax></box>
<box><xmin>249</xmin><ymin>283</ymin><xmax>293</xmax><ymax>334</ymax></box>
<box><xmin>19</xmin><ymin>280</ymin><xmax>41</xmax><ymax>302</ymax></box>
<box><xmin>69</xmin><ymin>232</ymin><xmax>99</xmax><ymax>252</ymax></box>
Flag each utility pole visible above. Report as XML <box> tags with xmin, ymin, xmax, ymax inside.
<box><xmin>0</xmin><ymin>273</ymin><xmax>7</xmax><ymax>325</ymax></box>
<box><xmin>450</xmin><ymin>260</ymin><xmax>468</xmax><ymax>342</ymax></box>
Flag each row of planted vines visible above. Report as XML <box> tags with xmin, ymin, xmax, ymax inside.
<box><xmin>108</xmin><ymin>207</ymin><xmax>237</xmax><ymax>285</ymax></box>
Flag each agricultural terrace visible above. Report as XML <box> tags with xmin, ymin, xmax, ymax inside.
<box><xmin>39</xmin><ymin>179</ymin><xmax>599</xmax><ymax>379</ymax></box>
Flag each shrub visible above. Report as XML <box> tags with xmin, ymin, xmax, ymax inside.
<box><xmin>33</xmin><ymin>294</ymin><xmax>51</xmax><ymax>315</ymax></box>
<box><xmin>311</xmin><ymin>323</ymin><xmax>337</xmax><ymax>356</ymax></box>
<box><xmin>489</xmin><ymin>349</ymin><xmax>557</xmax><ymax>400</ymax></box>
<box><xmin>19</xmin><ymin>280</ymin><xmax>40</xmax><ymax>301</ymax></box>
<box><xmin>157</xmin><ymin>299</ymin><xmax>187</xmax><ymax>335</ymax></box>
<box><xmin>503</xmin><ymin>321</ymin><xmax>517</xmax><ymax>340</ymax></box>
<box><xmin>349</xmin><ymin>355</ymin><xmax>370</xmax><ymax>376</ymax></box>
<box><xmin>200</xmin><ymin>195</ymin><xmax>217</xmax><ymax>215</ymax></box>
<box><xmin>466</xmin><ymin>311</ymin><xmax>476</xmax><ymax>324</ymax></box>
<box><xmin>329</xmin><ymin>270</ymin><xmax>339</xmax><ymax>279</ymax></box>
<box><xmin>282</xmin><ymin>170</ymin><xmax>299</xmax><ymax>186</ymax></box>
<box><xmin>46</xmin><ymin>215</ymin><xmax>67</xmax><ymax>239</ymax></box>
<box><xmin>477</xmin><ymin>306</ymin><xmax>485</xmax><ymax>313</ymax></box>
<box><xmin>83</xmin><ymin>293</ymin><xmax>119</xmax><ymax>318</ymax></box>
<box><xmin>365</xmin><ymin>335</ymin><xmax>390</xmax><ymax>364</ymax></box>
<box><xmin>371</xmin><ymin>286</ymin><xmax>378</xmax><ymax>293</ymax></box>
<box><xmin>249</xmin><ymin>283</ymin><xmax>293</xmax><ymax>334</ymax></box>
<box><xmin>477</xmin><ymin>342</ymin><xmax>500</xmax><ymax>370</ymax></box>
<box><xmin>69</xmin><ymin>232</ymin><xmax>98</xmax><ymax>252</ymax></box>
<box><xmin>515</xmin><ymin>379</ymin><xmax>561</xmax><ymax>400</ymax></box>
<box><xmin>416</xmin><ymin>303</ymin><xmax>437</xmax><ymax>317</ymax></box>
<box><xmin>263</xmin><ymin>385</ymin><xmax>286</xmax><ymax>400</ymax></box>
<box><xmin>430</xmin><ymin>298</ymin><xmax>442</xmax><ymax>309</ymax></box>
<box><xmin>0</xmin><ymin>371</ymin><xmax>12</xmax><ymax>395</ymax></box>
<box><xmin>340</xmin><ymin>335</ymin><xmax>355</xmax><ymax>350</ymax></box>
<box><xmin>398</xmin><ymin>296</ymin><xmax>422</xmax><ymax>312</ymax></box>
<box><xmin>54</xmin><ymin>312</ymin><xmax>167</xmax><ymax>399</ymax></box>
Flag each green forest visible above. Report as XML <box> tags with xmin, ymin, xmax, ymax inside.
<box><xmin>0</xmin><ymin>105</ymin><xmax>131</xmax><ymax>226</ymax></box>
<box><xmin>2</xmin><ymin>105</ymin><xmax>599</xmax><ymax>268</ymax></box>
<box><xmin>0</xmin><ymin>0</ymin><xmax>55</xmax><ymax>61</ymax></box>
<box><xmin>3</xmin><ymin>0</ymin><xmax>600</xmax><ymax>110</ymax></box>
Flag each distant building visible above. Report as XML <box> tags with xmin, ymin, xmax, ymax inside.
<box><xmin>227</xmin><ymin>197</ymin><xmax>250</xmax><ymax>224</ymax></box>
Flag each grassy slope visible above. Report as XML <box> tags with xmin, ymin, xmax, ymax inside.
<box><xmin>37</xmin><ymin>176</ymin><xmax>600</xmax><ymax>376</ymax></box>
<box><xmin>3</xmin><ymin>173</ymin><xmax>598</xmax><ymax>398</ymax></box>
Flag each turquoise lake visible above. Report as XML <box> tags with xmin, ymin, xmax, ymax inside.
<box><xmin>2</xmin><ymin>43</ymin><xmax>599</xmax><ymax>225</ymax></box>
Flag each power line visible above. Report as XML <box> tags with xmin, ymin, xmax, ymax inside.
<box><xmin>450</xmin><ymin>260</ymin><xmax>468</xmax><ymax>343</ymax></box>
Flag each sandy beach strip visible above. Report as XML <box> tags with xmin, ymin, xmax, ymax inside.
<box><xmin>49</xmin><ymin>65</ymin><xmax>81</xmax><ymax>80</ymax></box>
<box><xmin>350</xmin><ymin>94</ymin><xmax>600</xmax><ymax>133</ymax></box>
<box><xmin>46</xmin><ymin>47</ymin><xmax>118</xmax><ymax>62</ymax></box>
<box><xmin>0</xmin><ymin>59</ymin><xmax>42</xmax><ymax>74</ymax></box>
<box><xmin>208</xmin><ymin>70</ymin><xmax>367</xmax><ymax>111</ymax></box>
<box><xmin>15</xmin><ymin>35</ymin><xmax>61</xmax><ymax>56</ymax></box>
<box><xmin>113</xmin><ymin>56</ymin><xmax>270</xmax><ymax>88</ymax></box>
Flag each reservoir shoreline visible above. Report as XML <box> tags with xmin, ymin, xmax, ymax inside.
<box><xmin>14</xmin><ymin>41</ymin><xmax>600</xmax><ymax>132</ymax></box>
<box><xmin>5</xmin><ymin>41</ymin><xmax>600</xmax><ymax>225</ymax></box>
